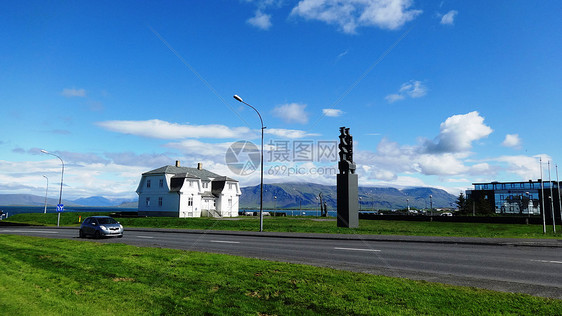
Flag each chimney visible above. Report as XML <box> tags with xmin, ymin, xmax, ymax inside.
<box><xmin>197</xmin><ymin>162</ymin><xmax>203</xmax><ymax>170</ymax></box>
<box><xmin>175</xmin><ymin>160</ymin><xmax>180</xmax><ymax>167</ymax></box>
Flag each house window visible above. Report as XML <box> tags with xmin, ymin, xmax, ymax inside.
<box><xmin>188</xmin><ymin>197</ymin><xmax>193</xmax><ymax>206</ymax></box>
<box><xmin>189</xmin><ymin>181</ymin><xmax>193</xmax><ymax>188</ymax></box>
<box><xmin>158</xmin><ymin>197</ymin><xmax>163</xmax><ymax>207</ymax></box>
<box><xmin>229</xmin><ymin>183</ymin><xmax>235</xmax><ymax>190</ymax></box>
<box><xmin>159</xmin><ymin>179</ymin><xmax>164</xmax><ymax>188</ymax></box>
<box><xmin>147</xmin><ymin>179</ymin><xmax>151</xmax><ymax>188</ymax></box>
<box><xmin>145</xmin><ymin>197</ymin><xmax>150</xmax><ymax>206</ymax></box>
<box><xmin>203</xmin><ymin>182</ymin><xmax>209</xmax><ymax>189</ymax></box>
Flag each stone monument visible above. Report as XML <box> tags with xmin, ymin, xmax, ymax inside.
<box><xmin>337</xmin><ymin>127</ymin><xmax>359</xmax><ymax>228</ymax></box>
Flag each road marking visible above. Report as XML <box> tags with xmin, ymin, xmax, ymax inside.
<box><xmin>136</xmin><ymin>236</ymin><xmax>155</xmax><ymax>239</ymax></box>
<box><xmin>210</xmin><ymin>240</ymin><xmax>240</xmax><ymax>244</ymax></box>
<box><xmin>334</xmin><ymin>247</ymin><xmax>381</xmax><ymax>252</ymax></box>
<box><xmin>531</xmin><ymin>259</ymin><xmax>562</xmax><ymax>264</ymax></box>
<box><xmin>1</xmin><ymin>230</ymin><xmax>59</xmax><ymax>234</ymax></box>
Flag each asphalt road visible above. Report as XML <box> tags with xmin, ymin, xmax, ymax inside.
<box><xmin>2</xmin><ymin>226</ymin><xmax>561</xmax><ymax>299</ymax></box>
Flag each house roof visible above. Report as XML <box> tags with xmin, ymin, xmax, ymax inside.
<box><xmin>143</xmin><ymin>165</ymin><xmax>223</xmax><ymax>181</ymax></box>
<box><xmin>201</xmin><ymin>191</ymin><xmax>215</xmax><ymax>198</ymax></box>
<box><xmin>169</xmin><ymin>177</ymin><xmax>184</xmax><ymax>192</ymax></box>
<box><xmin>213</xmin><ymin>175</ymin><xmax>239</xmax><ymax>182</ymax></box>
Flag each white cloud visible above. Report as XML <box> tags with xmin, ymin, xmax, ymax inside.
<box><xmin>291</xmin><ymin>0</ymin><xmax>422</xmax><ymax>34</ymax></box>
<box><xmin>385</xmin><ymin>93</ymin><xmax>405</xmax><ymax>103</ymax></box>
<box><xmin>502</xmin><ymin>134</ymin><xmax>522</xmax><ymax>149</ymax></box>
<box><xmin>0</xmin><ymin>158</ymin><xmax>146</xmax><ymax>200</ymax></box>
<box><xmin>265</xmin><ymin>128</ymin><xmax>320</xmax><ymax>138</ymax></box>
<box><xmin>422</xmin><ymin>111</ymin><xmax>493</xmax><ymax>154</ymax></box>
<box><xmin>272</xmin><ymin>103</ymin><xmax>309</xmax><ymax>124</ymax></box>
<box><xmin>400</xmin><ymin>80</ymin><xmax>426</xmax><ymax>98</ymax></box>
<box><xmin>61</xmin><ymin>88</ymin><xmax>86</xmax><ymax>97</ymax></box>
<box><xmin>247</xmin><ymin>10</ymin><xmax>272</xmax><ymax>30</ymax></box>
<box><xmin>322</xmin><ymin>108</ymin><xmax>344</xmax><ymax>117</ymax></box>
<box><xmin>350</xmin><ymin>111</ymin><xmax>547</xmax><ymax>188</ymax></box>
<box><xmin>354</xmin><ymin>112</ymin><xmax>496</xmax><ymax>183</ymax></box>
<box><xmin>337</xmin><ymin>50</ymin><xmax>349</xmax><ymax>59</ymax></box>
<box><xmin>164</xmin><ymin>140</ymin><xmax>233</xmax><ymax>157</ymax></box>
<box><xmin>97</xmin><ymin>119</ymin><xmax>254</xmax><ymax>139</ymax></box>
<box><xmin>440</xmin><ymin>10</ymin><xmax>458</xmax><ymax>25</ymax></box>
<box><xmin>416</xmin><ymin>153</ymin><xmax>468</xmax><ymax>176</ymax></box>
<box><xmin>386</xmin><ymin>80</ymin><xmax>426</xmax><ymax>103</ymax></box>
<box><xmin>493</xmin><ymin>155</ymin><xmax>546</xmax><ymax>181</ymax></box>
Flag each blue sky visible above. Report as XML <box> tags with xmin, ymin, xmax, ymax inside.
<box><xmin>1</xmin><ymin>1</ymin><xmax>561</xmax><ymax>200</ymax></box>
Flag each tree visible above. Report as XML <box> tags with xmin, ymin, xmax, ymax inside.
<box><xmin>475</xmin><ymin>196</ymin><xmax>495</xmax><ymax>215</ymax></box>
<box><xmin>455</xmin><ymin>193</ymin><xmax>470</xmax><ymax>215</ymax></box>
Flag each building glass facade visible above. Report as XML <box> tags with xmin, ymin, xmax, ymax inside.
<box><xmin>466</xmin><ymin>180</ymin><xmax>560</xmax><ymax>218</ymax></box>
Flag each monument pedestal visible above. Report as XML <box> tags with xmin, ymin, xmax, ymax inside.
<box><xmin>337</xmin><ymin>173</ymin><xmax>359</xmax><ymax>228</ymax></box>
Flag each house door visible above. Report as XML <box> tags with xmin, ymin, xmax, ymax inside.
<box><xmin>188</xmin><ymin>196</ymin><xmax>194</xmax><ymax>217</ymax></box>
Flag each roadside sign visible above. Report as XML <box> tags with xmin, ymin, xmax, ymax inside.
<box><xmin>56</xmin><ymin>204</ymin><xmax>64</xmax><ymax>212</ymax></box>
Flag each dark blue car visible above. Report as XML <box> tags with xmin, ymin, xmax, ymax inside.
<box><xmin>79</xmin><ymin>216</ymin><xmax>124</xmax><ymax>238</ymax></box>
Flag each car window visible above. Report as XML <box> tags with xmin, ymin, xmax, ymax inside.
<box><xmin>97</xmin><ymin>217</ymin><xmax>118</xmax><ymax>224</ymax></box>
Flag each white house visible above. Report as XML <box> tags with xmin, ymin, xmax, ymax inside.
<box><xmin>136</xmin><ymin>161</ymin><xmax>241</xmax><ymax>217</ymax></box>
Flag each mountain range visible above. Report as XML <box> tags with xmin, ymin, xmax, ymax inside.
<box><xmin>240</xmin><ymin>183</ymin><xmax>456</xmax><ymax>210</ymax></box>
<box><xmin>0</xmin><ymin>183</ymin><xmax>457</xmax><ymax>210</ymax></box>
<box><xmin>0</xmin><ymin>194</ymin><xmax>135</xmax><ymax>208</ymax></box>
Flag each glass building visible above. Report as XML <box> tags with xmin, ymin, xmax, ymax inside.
<box><xmin>466</xmin><ymin>180</ymin><xmax>560</xmax><ymax>219</ymax></box>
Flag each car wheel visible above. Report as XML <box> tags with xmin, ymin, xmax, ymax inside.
<box><xmin>117</xmin><ymin>235</ymin><xmax>123</xmax><ymax>238</ymax></box>
<box><xmin>94</xmin><ymin>230</ymin><xmax>101</xmax><ymax>239</ymax></box>
<box><xmin>79</xmin><ymin>229</ymin><xmax>85</xmax><ymax>238</ymax></box>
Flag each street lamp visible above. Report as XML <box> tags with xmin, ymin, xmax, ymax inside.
<box><xmin>555</xmin><ymin>165</ymin><xmax>562</xmax><ymax>226</ymax></box>
<box><xmin>233</xmin><ymin>95</ymin><xmax>266</xmax><ymax>232</ymax></box>
<box><xmin>429</xmin><ymin>195</ymin><xmax>433</xmax><ymax>216</ymax></box>
<box><xmin>41</xmin><ymin>149</ymin><xmax>64</xmax><ymax>227</ymax></box>
<box><xmin>406</xmin><ymin>198</ymin><xmax>410</xmax><ymax>212</ymax></box>
<box><xmin>359</xmin><ymin>197</ymin><xmax>362</xmax><ymax>211</ymax></box>
<box><xmin>525</xmin><ymin>192</ymin><xmax>529</xmax><ymax>216</ymax></box>
<box><xmin>42</xmin><ymin>175</ymin><xmax>49</xmax><ymax>214</ymax></box>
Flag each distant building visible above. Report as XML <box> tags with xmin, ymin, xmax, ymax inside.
<box><xmin>136</xmin><ymin>161</ymin><xmax>240</xmax><ymax>217</ymax></box>
<box><xmin>465</xmin><ymin>180</ymin><xmax>560</xmax><ymax>220</ymax></box>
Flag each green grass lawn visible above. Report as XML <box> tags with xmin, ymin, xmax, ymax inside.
<box><xmin>0</xmin><ymin>235</ymin><xmax>560</xmax><ymax>315</ymax></box>
<box><xmin>6</xmin><ymin>212</ymin><xmax>562</xmax><ymax>239</ymax></box>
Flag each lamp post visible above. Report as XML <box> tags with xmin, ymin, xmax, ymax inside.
<box><xmin>359</xmin><ymin>197</ymin><xmax>362</xmax><ymax>211</ymax></box>
<box><xmin>548</xmin><ymin>161</ymin><xmax>556</xmax><ymax>233</ymax></box>
<box><xmin>429</xmin><ymin>195</ymin><xmax>433</xmax><ymax>217</ymax></box>
<box><xmin>42</xmin><ymin>175</ymin><xmax>49</xmax><ymax>214</ymax></box>
<box><xmin>406</xmin><ymin>198</ymin><xmax>410</xmax><ymax>212</ymax></box>
<box><xmin>41</xmin><ymin>150</ymin><xmax>64</xmax><ymax>227</ymax></box>
<box><xmin>233</xmin><ymin>95</ymin><xmax>265</xmax><ymax>232</ymax></box>
<box><xmin>540</xmin><ymin>158</ymin><xmax>546</xmax><ymax>234</ymax></box>
<box><xmin>555</xmin><ymin>165</ymin><xmax>562</xmax><ymax>226</ymax></box>
<box><xmin>525</xmin><ymin>192</ymin><xmax>531</xmax><ymax>217</ymax></box>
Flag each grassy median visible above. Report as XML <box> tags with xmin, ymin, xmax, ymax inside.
<box><xmin>0</xmin><ymin>234</ymin><xmax>560</xmax><ymax>315</ymax></box>
<box><xmin>5</xmin><ymin>212</ymin><xmax>562</xmax><ymax>239</ymax></box>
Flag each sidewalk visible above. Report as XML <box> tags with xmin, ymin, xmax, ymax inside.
<box><xmin>71</xmin><ymin>226</ymin><xmax>562</xmax><ymax>248</ymax></box>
